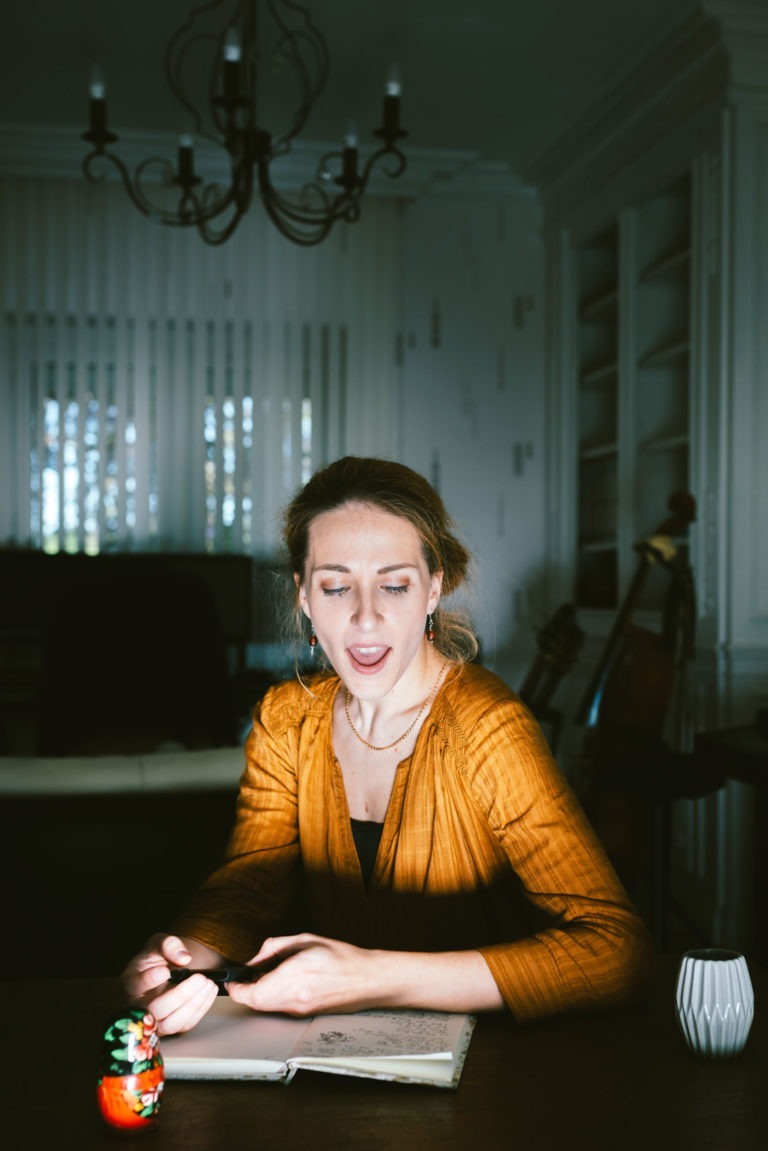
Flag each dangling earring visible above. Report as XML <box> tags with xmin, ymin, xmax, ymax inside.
<box><xmin>426</xmin><ymin>613</ymin><xmax>436</xmax><ymax>644</ymax></box>
<box><xmin>308</xmin><ymin>620</ymin><xmax>318</xmax><ymax>654</ymax></box>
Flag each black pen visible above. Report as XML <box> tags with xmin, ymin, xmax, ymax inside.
<box><xmin>168</xmin><ymin>965</ymin><xmax>259</xmax><ymax>986</ymax></box>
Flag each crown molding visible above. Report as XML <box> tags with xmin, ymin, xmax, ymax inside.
<box><xmin>525</xmin><ymin>2</ymin><xmax>768</xmax><ymax>235</ymax></box>
<box><xmin>702</xmin><ymin>0</ymin><xmax>768</xmax><ymax>89</ymax></box>
<box><xmin>0</xmin><ymin>123</ymin><xmax>531</xmax><ymax>202</ymax></box>
<box><xmin>702</xmin><ymin>0</ymin><xmax>768</xmax><ymax>36</ymax></box>
<box><xmin>524</xmin><ymin>7</ymin><xmax>729</xmax><ymax>232</ymax></box>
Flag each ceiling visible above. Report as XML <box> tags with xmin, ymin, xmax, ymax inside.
<box><xmin>1</xmin><ymin>0</ymin><xmax>703</xmax><ymax>179</ymax></box>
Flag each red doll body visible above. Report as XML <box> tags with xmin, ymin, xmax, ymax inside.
<box><xmin>97</xmin><ymin>1007</ymin><xmax>164</xmax><ymax>1131</ymax></box>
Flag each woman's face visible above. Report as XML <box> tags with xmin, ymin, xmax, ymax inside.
<box><xmin>297</xmin><ymin>502</ymin><xmax>443</xmax><ymax>700</ymax></box>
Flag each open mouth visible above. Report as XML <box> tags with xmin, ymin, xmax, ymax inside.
<box><xmin>347</xmin><ymin>646</ymin><xmax>391</xmax><ymax>675</ymax></box>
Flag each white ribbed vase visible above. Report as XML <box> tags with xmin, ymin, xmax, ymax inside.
<box><xmin>675</xmin><ymin>949</ymin><xmax>754</xmax><ymax>1059</ymax></box>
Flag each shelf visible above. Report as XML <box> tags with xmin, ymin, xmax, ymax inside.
<box><xmin>639</xmin><ymin>432</ymin><xmax>689</xmax><ymax>454</ymax></box>
<box><xmin>580</xmin><ymin>287</ymin><xmax>619</xmax><ymax>320</ymax></box>
<box><xmin>580</xmin><ymin>360</ymin><xmax>619</xmax><ymax>386</ymax></box>
<box><xmin>640</xmin><ymin>246</ymin><xmax>691</xmax><ymax>282</ymax></box>
<box><xmin>580</xmin><ymin>441</ymin><xmax>618</xmax><ymax>461</ymax></box>
<box><xmin>638</xmin><ymin>338</ymin><xmax>689</xmax><ymax>368</ymax></box>
<box><xmin>578</xmin><ymin>537</ymin><xmax>618</xmax><ymax>553</ymax></box>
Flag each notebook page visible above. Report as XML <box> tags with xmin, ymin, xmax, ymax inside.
<box><xmin>292</xmin><ymin>1009</ymin><xmax>465</xmax><ymax>1061</ymax></box>
<box><xmin>163</xmin><ymin>1000</ymin><xmax>311</xmax><ymax>1077</ymax></box>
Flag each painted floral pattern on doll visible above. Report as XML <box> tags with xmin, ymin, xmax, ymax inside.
<box><xmin>97</xmin><ymin>1007</ymin><xmax>165</xmax><ymax>1130</ymax></box>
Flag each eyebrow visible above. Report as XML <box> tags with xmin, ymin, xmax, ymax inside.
<box><xmin>312</xmin><ymin>563</ymin><xmax>419</xmax><ymax>575</ymax></box>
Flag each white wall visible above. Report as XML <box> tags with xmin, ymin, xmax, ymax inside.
<box><xmin>399</xmin><ymin>192</ymin><xmax>548</xmax><ymax>685</ymax></box>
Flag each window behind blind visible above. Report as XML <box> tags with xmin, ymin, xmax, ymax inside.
<box><xmin>7</xmin><ymin>311</ymin><xmax>348</xmax><ymax>554</ymax></box>
<box><xmin>1</xmin><ymin>176</ymin><xmax>403</xmax><ymax>556</ymax></box>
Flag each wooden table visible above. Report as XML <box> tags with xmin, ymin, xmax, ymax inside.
<box><xmin>3</xmin><ymin>959</ymin><xmax>766</xmax><ymax>1150</ymax></box>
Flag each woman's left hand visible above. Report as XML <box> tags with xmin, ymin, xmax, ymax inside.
<box><xmin>225</xmin><ymin>933</ymin><xmax>387</xmax><ymax>1016</ymax></box>
<box><xmin>225</xmin><ymin>932</ymin><xmax>504</xmax><ymax>1016</ymax></box>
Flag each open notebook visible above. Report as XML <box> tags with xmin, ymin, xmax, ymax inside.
<box><xmin>162</xmin><ymin>999</ymin><xmax>476</xmax><ymax>1088</ymax></box>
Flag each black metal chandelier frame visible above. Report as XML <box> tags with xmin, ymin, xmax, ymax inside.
<box><xmin>81</xmin><ymin>0</ymin><xmax>408</xmax><ymax>246</ymax></box>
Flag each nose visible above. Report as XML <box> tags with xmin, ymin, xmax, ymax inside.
<box><xmin>351</xmin><ymin>588</ymin><xmax>380</xmax><ymax>631</ymax></box>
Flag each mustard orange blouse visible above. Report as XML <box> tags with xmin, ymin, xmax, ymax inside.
<box><xmin>172</xmin><ymin>663</ymin><xmax>652</xmax><ymax>1022</ymax></box>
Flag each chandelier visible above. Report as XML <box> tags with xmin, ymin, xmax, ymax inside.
<box><xmin>81</xmin><ymin>0</ymin><xmax>408</xmax><ymax>246</ymax></box>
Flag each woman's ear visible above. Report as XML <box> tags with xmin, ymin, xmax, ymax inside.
<box><xmin>295</xmin><ymin>572</ymin><xmax>310</xmax><ymax>618</ymax></box>
<box><xmin>428</xmin><ymin>571</ymin><xmax>444</xmax><ymax>613</ymax></box>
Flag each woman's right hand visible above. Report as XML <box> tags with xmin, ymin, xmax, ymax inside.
<box><xmin>121</xmin><ymin>933</ymin><xmax>224</xmax><ymax>1036</ymax></box>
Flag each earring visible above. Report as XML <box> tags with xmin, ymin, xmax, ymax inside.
<box><xmin>426</xmin><ymin>613</ymin><xmax>435</xmax><ymax>643</ymax></box>
<box><xmin>308</xmin><ymin>620</ymin><xmax>318</xmax><ymax>654</ymax></box>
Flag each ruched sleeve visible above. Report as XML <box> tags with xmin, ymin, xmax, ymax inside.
<box><xmin>449</xmin><ymin>680</ymin><xmax>653</xmax><ymax>1020</ymax></box>
<box><xmin>170</xmin><ymin>679</ymin><xmax>320</xmax><ymax>960</ymax></box>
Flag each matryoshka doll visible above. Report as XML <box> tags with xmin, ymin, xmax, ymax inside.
<box><xmin>96</xmin><ymin>1007</ymin><xmax>165</xmax><ymax>1131</ymax></box>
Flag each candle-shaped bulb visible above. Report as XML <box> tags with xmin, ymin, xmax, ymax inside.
<box><xmin>224</xmin><ymin>27</ymin><xmax>242</xmax><ymax>62</ymax></box>
<box><xmin>344</xmin><ymin>122</ymin><xmax>358</xmax><ymax>149</ymax></box>
<box><xmin>222</xmin><ymin>27</ymin><xmax>242</xmax><ymax>101</ymax></box>
<box><xmin>89</xmin><ymin>65</ymin><xmax>106</xmax><ymax>100</ymax></box>
<box><xmin>385</xmin><ymin>63</ymin><xmax>401</xmax><ymax>98</ymax></box>
<box><xmin>85</xmin><ymin>64</ymin><xmax>111</xmax><ymax>143</ymax></box>
<box><xmin>379</xmin><ymin>64</ymin><xmax>403</xmax><ymax>141</ymax></box>
<box><xmin>341</xmin><ymin>125</ymin><xmax>359</xmax><ymax>189</ymax></box>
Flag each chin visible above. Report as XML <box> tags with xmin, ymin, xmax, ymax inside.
<box><xmin>345</xmin><ymin>662</ymin><xmax>400</xmax><ymax>697</ymax></box>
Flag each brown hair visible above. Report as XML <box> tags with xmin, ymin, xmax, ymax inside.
<box><xmin>282</xmin><ymin>456</ymin><xmax>478</xmax><ymax>663</ymax></box>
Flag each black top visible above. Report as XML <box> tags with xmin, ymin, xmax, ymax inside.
<box><xmin>350</xmin><ymin>818</ymin><xmax>384</xmax><ymax>888</ymax></box>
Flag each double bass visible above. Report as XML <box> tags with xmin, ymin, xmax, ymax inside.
<box><xmin>574</xmin><ymin>490</ymin><xmax>697</xmax><ymax>893</ymax></box>
<box><xmin>518</xmin><ymin>602</ymin><xmax>585</xmax><ymax>753</ymax></box>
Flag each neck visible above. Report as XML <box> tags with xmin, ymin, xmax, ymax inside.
<box><xmin>345</xmin><ymin>646</ymin><xmax>447</xmax><ymax>745</ymax></box>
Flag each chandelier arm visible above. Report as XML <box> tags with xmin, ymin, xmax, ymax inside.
<box><xmin>164</xmin><ymin>1</ymin><xmax>227</xmax><ymax>141</ymax></box>
<box><xmin>266</xmin><ymin>0</ymin><xmax>329</xmax><ymax>146</ymax></box>
<box><xmin>274</xmin><ymin>192</ymin><xmax>360</xmax><ymax>229</ymax></box>
<box><xmin>164</xmin><ymin>3</ymin><xmax>224</xmax><ymax>100</ymax></box>
<box><xmin>131</xmin><ymin>155</ymin><xmax>230</xmax><ymax>228</ymax></box>
<box><xmin>82</xmin><ymin>147</ymin><xmax>246</xmax><ymax>234</ymax></box>
<box><xmin>168</xmin><ymin>34</ymin><xmax>219</xmax><ymax>140</ymax></box>
<box><xmin>140</xmin><ymin>140</ymin><xmax>255</xmax><ymax>232</ymax></box>
<box><xmin>299</xmin><ymin>180</ymin><xmax>361</xmax><ymax>226</ymax></box>
<box><xmin>355</xmin><ymin>144</ymin><xmax>409</xmax><ymax>195</ymax></box>
<box><xmin>258</xmin><ymin>158</ymin><xmax>361</xmax><ymax>229</ymax></box>
<box><xmin>173</xmin><ymin>163</ymin><xmax>256</xmax><ymax>231</ymax></box>
<box><xmin>82</xmin><ymin>150</ymin><xmax>185</xmax><ymax>225</ymax></box>
<box><xmin>305</xmin><ymin>143</ymin><xmax>407</xmax><ymax>224</ymax></box>
<box><xmin>256</xmin><ymin>159</ymin><xmax>346</xmax><ymax>245</ymax></box>
<box><xmin>261</xmin><ymin>196</ymin><xmax>338</xmax><ymax>246</ymax></box>
<box><xmin>276</xmin><ymin>34</ymin><xmax>326</xmax><ymax>145</ymax></box>
<box><xmin>192</xmin><ymin>201</ymin><xmax>248</xmax><ymax>245</ymax></box>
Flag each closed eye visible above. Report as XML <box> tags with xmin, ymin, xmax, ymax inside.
<box><xmin>321</xmin><ymin>586</ymin><xmax>348</xmax><ymax>596</ymax></box>
<box><xmin>384</xmin><ymin>585</ymin><xmax>409</xmax><ymax>595</ymax></box>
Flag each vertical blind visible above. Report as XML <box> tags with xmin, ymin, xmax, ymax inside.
<box><xmin>1</xmin><ymin>176</ymin><xmax>404</xmax><ymax>555</ymax></box>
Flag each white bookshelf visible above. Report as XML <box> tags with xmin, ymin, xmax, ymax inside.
<box><xmin>575</xmin><ymin>223</ymin><xmax>620</xmax><ymax>608</ymax></box>
<box><xmin>573</xmin><ymin>176</ymin><xmax>691</xmax><ymax>613</ymax></box>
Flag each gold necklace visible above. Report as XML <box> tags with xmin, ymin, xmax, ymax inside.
<box><xmin>344</xmin><ymin>661</ymin><xmax>448</xmax><ymax>752</ymax></box>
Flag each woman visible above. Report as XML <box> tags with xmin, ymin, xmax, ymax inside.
<box><xmin>123</xmin><ymin>456</ymin><xmax>652</xmax><ymax>1036</ymax></box>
